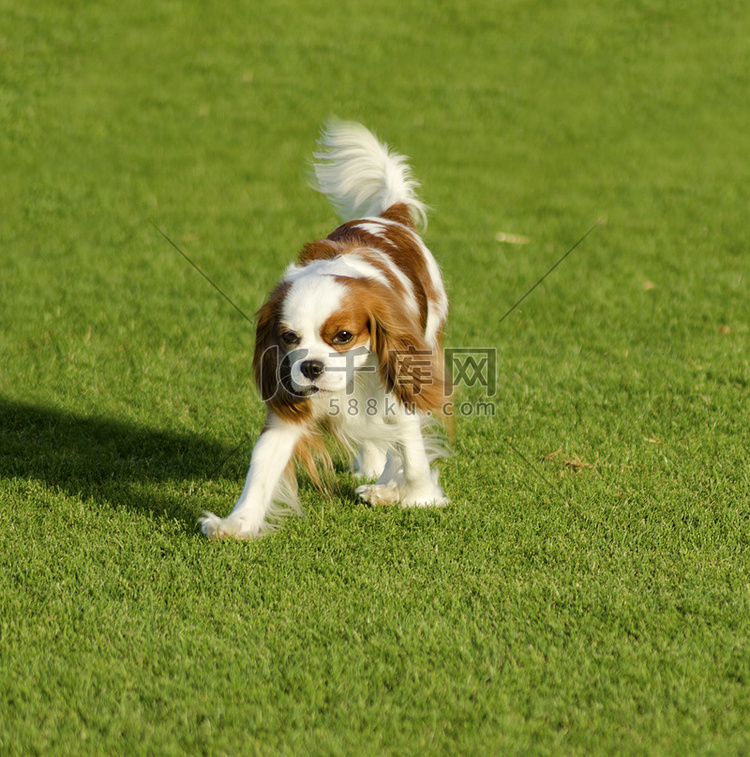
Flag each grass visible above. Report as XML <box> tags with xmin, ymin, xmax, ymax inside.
<box><xmin>1</xmin><ymin>0</ymin><xmax>749</xmax><ymax>753</ymax></box>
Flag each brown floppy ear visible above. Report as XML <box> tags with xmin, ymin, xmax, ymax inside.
<box><xmin>252</xmin><ymin>282</ymin><xmax>287</xmax><ymax>403</ymax></box>
<box><xmin>252</xmin><ymin>282</ymin><xmax>312</xmax><ymax>423</ymax></box>
<box><xmin>368</xmin><ymin>292</ymin><xmax>449</xmax><ymax>414</ymax></box>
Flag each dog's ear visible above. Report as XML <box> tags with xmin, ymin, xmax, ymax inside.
<box><xmin>253</xmin><ymin>288</ymin><xmax>282</xmax><ymax>404</ymax></box>
<box><xmin>368</xmin><ymin>291</ymin><xmax>449</xmax><ymax>414</ymax></box>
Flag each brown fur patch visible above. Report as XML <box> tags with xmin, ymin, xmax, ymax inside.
<box><xmin>293</xmin><ymin>430</ymin><xmax>334</xmax><ymax>489</ymax></box>
<box><xmin>297</xmin><ymin>239</ymin><xmax>340</xmax><ymax>264</ymax></box>
<box><xmin>381</xmin><ymin>202</ymin><xmax>415</xmax><ymax>228</ymax></box>
<box><xmin>319</xmin><ymin>290</ymin><xmax>372</xmax><ymax>352</ymax></box>
<box><xmin>378</xmin><ymin>221</ymin><xmax>442</xmax><ymax>324</ymax></box>
<box><xmin>354</xmin><ymin>248</ymin><xmax>413</xmax><ymax>301</ymax></box>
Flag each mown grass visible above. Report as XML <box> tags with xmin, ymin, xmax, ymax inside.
<box><xmin>1</xmin><ymin>0</ymin><xmax>749</xmax><ymax>754</ymax></box>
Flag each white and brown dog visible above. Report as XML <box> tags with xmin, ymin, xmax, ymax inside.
<box><xmin>200</xmin><ymin>121</ymin><xmax>450</xmax><ymax>539</ymax></box>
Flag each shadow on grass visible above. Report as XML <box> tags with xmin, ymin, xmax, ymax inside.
<box><xmin>0</xmin><ymin>397</ymin><xmax>249</xmax><ymax>531</ymax></box>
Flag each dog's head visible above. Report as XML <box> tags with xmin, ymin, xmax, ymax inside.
<box><xmin>253</xmin><ymin>257</ymin><xmax>447</xmax><ymax>419</ymax></box>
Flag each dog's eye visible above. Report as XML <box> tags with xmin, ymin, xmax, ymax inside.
<box><xmin>332</xmin><ymin>330</ymin><xmax>354</xmax><ymax>345</ymax></box>
<box><xmin>280</xmin><ymin>331</ymin><xmax>301</xmax><ymax>346</ymax></box>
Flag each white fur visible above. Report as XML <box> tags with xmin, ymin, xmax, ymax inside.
<box><xmin>199</xmin><ymin>413</ymin><xmax>304</xmax><ymax>539</ymax></box>
<box><xmin>284</xmin><ymin>254</ymin><xmax>391</xmax><ymax>288</ymax></box>
<box><xmin>311</xmin><ymin>120</ymin><xmax>427</xmax><ymax>228</ymax></box>
<box><xmin>343</xmin><ymin>365</ymin><xmax>449</xmax><ymax>507</ymax></box>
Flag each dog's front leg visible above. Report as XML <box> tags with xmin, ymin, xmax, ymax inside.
<box><xmin>199</xmin><ymin>413</ymin><xmax>304</xmax><ymax>539</ymax></box>
<box><xmin>356</xmin><ymin>411</ymin><xmax>448</xmax><ymax>507</ymax></box>
<box><xmin>396</xmin><ymin>413</ymin><xmax>448</xmax><ymax>506</ymax></box>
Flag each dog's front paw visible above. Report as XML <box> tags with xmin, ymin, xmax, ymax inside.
<box><xmin>356</xmin><ymin>483</ymin><xmax>401</xmax><ymax>506</ymax></box>
<box><xmin>199</xmin><ymin>512</ymin><xmax>263</xmax><ymax>540</ymax></box>
<box><xmin>400</xmin><ymin>487</ymin><xmax>450</xmax><ymax>508</ymax></box>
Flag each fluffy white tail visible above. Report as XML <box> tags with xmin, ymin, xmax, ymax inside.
<box><xmin>311</xmin><ymin>120</ymin><xmax>427</xmax><ymax>228</ymax></box>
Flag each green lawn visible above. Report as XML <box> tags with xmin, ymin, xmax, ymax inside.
<box><xmin>1</xmin><ymin>0</ymin><xmax>748</xmax><ymax>754</ymax></box>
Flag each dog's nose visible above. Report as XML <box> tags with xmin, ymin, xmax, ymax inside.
<box><xmin>300</xmin><ymin>359</ymin><xmax>325</xmax><ymax>380</ymax></box>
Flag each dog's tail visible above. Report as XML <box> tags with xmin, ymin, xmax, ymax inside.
<box><xmin>311</xmin><ymin>119</ymin><xmax>427</xmax><ymax>229</ymax></box>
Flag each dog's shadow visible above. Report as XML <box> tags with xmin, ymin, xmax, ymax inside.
<box><xmin>0</xmin><ymin>397</ymin><xmax>248</xmax><ymax>532</ymax></box>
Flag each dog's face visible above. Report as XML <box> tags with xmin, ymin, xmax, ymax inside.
<box><xmin>277</xmin><ymin>273</ymin><xmax>373</xmax><ymax>396</ymax></box>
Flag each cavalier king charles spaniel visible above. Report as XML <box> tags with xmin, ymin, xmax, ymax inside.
<box><xmin>200</xmin><ymin>121</ymin><xmax>450</xmax><ymax>539</ymax></box>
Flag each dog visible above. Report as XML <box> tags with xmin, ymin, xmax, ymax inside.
<box><xmin>200</xmin><ymin>121</ymin><xmax>450</xmax><ymax>539</ymax></box>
